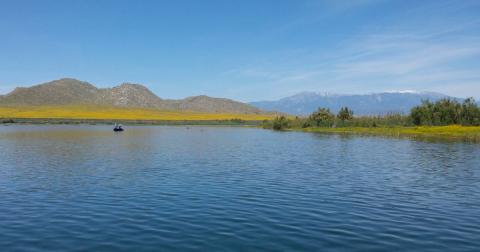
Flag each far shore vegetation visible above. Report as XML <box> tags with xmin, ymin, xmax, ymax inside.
<box><xmin>262</xmin><ymin>98</ymin><xmax>480</xmax><ymax>142</ymax></box>
<box><xmin>2</xmin><ymin>99</ymin><xmax>480</xmax><ymax>142</ymax></box>
<box><xmin>0</xmin><ymin>105</ymin><xmax>275</xmax><ymax>123</ymax></box>
<box><xmin>0</xmin><ymin>118</ymin><xmax>264</xmax><ymax>126</ymax></box>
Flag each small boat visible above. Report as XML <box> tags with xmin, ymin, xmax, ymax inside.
<box><xmin>113</xmin><ymin>124</ymin><xmax>124</xmax><ymax>132</ymax></box>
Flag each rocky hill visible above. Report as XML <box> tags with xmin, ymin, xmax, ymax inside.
<box><xmin>0</xmin><ymin>78</ymin><xmax>264</xmax><ymax>114</ymax></box>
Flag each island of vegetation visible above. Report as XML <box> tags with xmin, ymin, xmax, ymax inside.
<box><xmin>262</xmin><ymin>98</ymin><xmax>480</xmax><ymax>142</ymax></box>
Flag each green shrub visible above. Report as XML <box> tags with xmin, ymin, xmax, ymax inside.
<box><xmin>309</xmin><ymin>108</ymin><xmax>335</xmax><ymax>127</ymax></box>
<box><xmin>411</xmin><ymin>98</ymin><xmax>479</xmax><ymax>126</ymax></box>
<box><xmin>272</xmin><ymin>116</ymin><xmax>289</xmax><ymax>130</ymax></box>
<box><xmin>337</xmin><ymin>107</ymin><xmax>354</xmax><ymax>121</ymax></box>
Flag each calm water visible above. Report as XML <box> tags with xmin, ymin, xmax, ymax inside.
<box><xmin>0</xmin><ymin>125</ymin><xmax>479</xmax><ymax>252</ymax></box>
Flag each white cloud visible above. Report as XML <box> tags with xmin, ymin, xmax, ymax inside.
<box><xmin>223</xmin><ymin>2</ymin><xmax>480</xmax><ymax>100</ymax></box>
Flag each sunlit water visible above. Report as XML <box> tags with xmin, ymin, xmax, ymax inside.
<box><xmin>0</xmin><ymin>125</ymin><xmax>479</xmax><ymax>251</ymax></box>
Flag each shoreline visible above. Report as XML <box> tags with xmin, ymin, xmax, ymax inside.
<box><xmin>3</xmin><ymin>118</ymin><xmax>480</xmax><ymax>143</ymax></box>
<box><xmin>0</xmin><ymin>118</ymin><xmax>262</xmax><ymax>126</ymax></box>
<box><xmin>0</xmin><ymin>106</ymin><xmax>276</xmax><ymax>122</ymax></box>
<box><xmin>293</xmin><ymin>125</ymin><xmax>480</xmax><ymax>142</ymax></box>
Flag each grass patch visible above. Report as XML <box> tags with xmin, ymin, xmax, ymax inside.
<box><xmin>300</xmin><ymin>125</ymin><xmax>480</xmax><ymax>142</ymax></box>
<box><xmin>0</xmin><ymin>105</ymin><xmax>275</xmax><ymax>121</ymax></box>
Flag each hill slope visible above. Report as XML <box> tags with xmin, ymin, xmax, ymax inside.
<box><xmin>250</xmin><ymin>91</ymin><xmax>459</xmax><ymax>115</ymax></box>
<box><xmin>0</xmin><ymin>78</ymin><xmax>264</xmax><ymax>114</ymax></box>
<box><xmin>0</xmin><ymin>79</ymin><xmax>99</xmax><ymax>105</ymax></box>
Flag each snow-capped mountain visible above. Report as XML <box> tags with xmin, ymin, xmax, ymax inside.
<box><xmin>250</xmin><ymin>91</ymin><xmax>458</xmax><ymax>115</ymax></box>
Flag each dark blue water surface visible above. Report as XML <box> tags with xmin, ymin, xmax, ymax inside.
<box><xmin>0</xmin><ymin>125</ymin><xmax>479</xmax><ymax>251</ymax></box>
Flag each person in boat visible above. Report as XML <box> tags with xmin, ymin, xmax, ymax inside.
<box><xmin>114</xmin><ymin>123</ymin><xmax>124</xmax><ymax>131</ymax></box>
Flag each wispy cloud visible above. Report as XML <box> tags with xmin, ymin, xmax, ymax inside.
<box><xmin>223</xmin><ymin>1</ymin><xmax>480</xmax><ymax>100</ymax></box>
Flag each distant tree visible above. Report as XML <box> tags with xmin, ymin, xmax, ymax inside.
<box><xmin>230</xmin><ymin>118</ymin><xmax>245</xmax><ymax>124</ymax></box>
<box><xmin>411</xmin><ymin>100</ymin><xmax>434</xmax><ymax>125</ymax></box>
<box><xmin>302</xmin><ymin>120</ymin><xmax>312</xmax><ymax>128</ymax></box>
<box><xmin>410</xmin><ymin>98</ymin><xmax>479</xmax><ymax>126</ymax></box>
<box><xmin>461</xmin><ymin>98</ymin><xmax>480</xmax><ymax>125</ymax></box>
<box><xmin>337</xmin><ymin>107</ymin><xmax>354</xmax><ymax>121</ymax></box>
<box><xmin>434</xmin><ymin>98</ymin><xmax>461</xmax><ymax>125</ymax></box>
<box><xmin>261</xmin><ymin>119</ymin><xmax>272</xmax><ymax>129</ymax></box>
<box><xmin>309</xmin><ymin>108</ymin><xmax>335</xmax><ymax>127</ymax></box>
<box><xmin>272</xmin><ymin>116</ymin><xmax>289</xmax><ymax>130</ymax></box>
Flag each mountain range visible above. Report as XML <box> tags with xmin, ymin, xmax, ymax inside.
<box><xmin>0</xmin><ymin>78</ymin><xmax>264</xmax><ymax>114</ymax></box>
<box><xmin>1</xmin><ymin>78</ymin><xmax>475</xmax><ymax>116</ymax></box>
<box><xmin>250</xmin><ymin>91</ymin><xmax>465</xmax><ymax>115</ymax></box>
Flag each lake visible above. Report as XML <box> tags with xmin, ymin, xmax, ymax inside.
<box><xmin>0</xmin><ymin>125</ymin><xmax>479</xmax><ymax>251</ymax></box>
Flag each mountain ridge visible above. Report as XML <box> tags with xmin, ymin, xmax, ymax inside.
<box><xmin>0</xmin><ymin>78</ymin><xmax>265</xmax><ymax>114</ymax></box>
<box><xmin>250</xmin><ymin>91</ymin><xmax>468</xmax><ymax>116</ymax></box>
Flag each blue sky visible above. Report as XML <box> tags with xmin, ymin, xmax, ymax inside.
<box><xmin>1</xmin><ymin>0</ymin><xmax>479</xmax><ymax>101</ymax></box>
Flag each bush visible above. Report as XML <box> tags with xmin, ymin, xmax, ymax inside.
<box><xmin>272</xmin><ymin>116</ymin><xmax>289</xmax><ymax>130</ymax></box>
<box><xmin>1</xmin><ymin>119</ymin><xmax>15</xmax><ymax>124</ymax></box>
<box><xmin>461</xmin><ymin>98</ymin><xmax>480</xmax><ymax>125</ymax></box>
<box><xmin>411</xmin><ymin>98</ymin><xmax>479</xmax><ymax>126</ymax></box>
<box><xmin>337</xmin><ymin>107</ymin><xmax>353</xmax><ymax>121</ymax></box>
<box><xmin>230</xmin><ymin>118</ymin><xmax>245</xmax><ymax>124</ymax></box>
<box><xmin>261</xmin><ymin>98</ymin><xmax>480</xmax><ymax>130</ymax></box>
<box><xmin>309</xmin><ymin>108</ymin><xmax>335</xmax><ymax>127</ymax></box>
<box><xmin>261</xmin><ymin>119</ymin><xmax>272</xmax><ymax>129</ymax></box>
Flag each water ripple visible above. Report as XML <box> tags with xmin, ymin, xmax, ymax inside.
<box><xmin>0</xmin><ymin>126</ymin><xmax>479</xmax><ymax>251</ymax></box>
